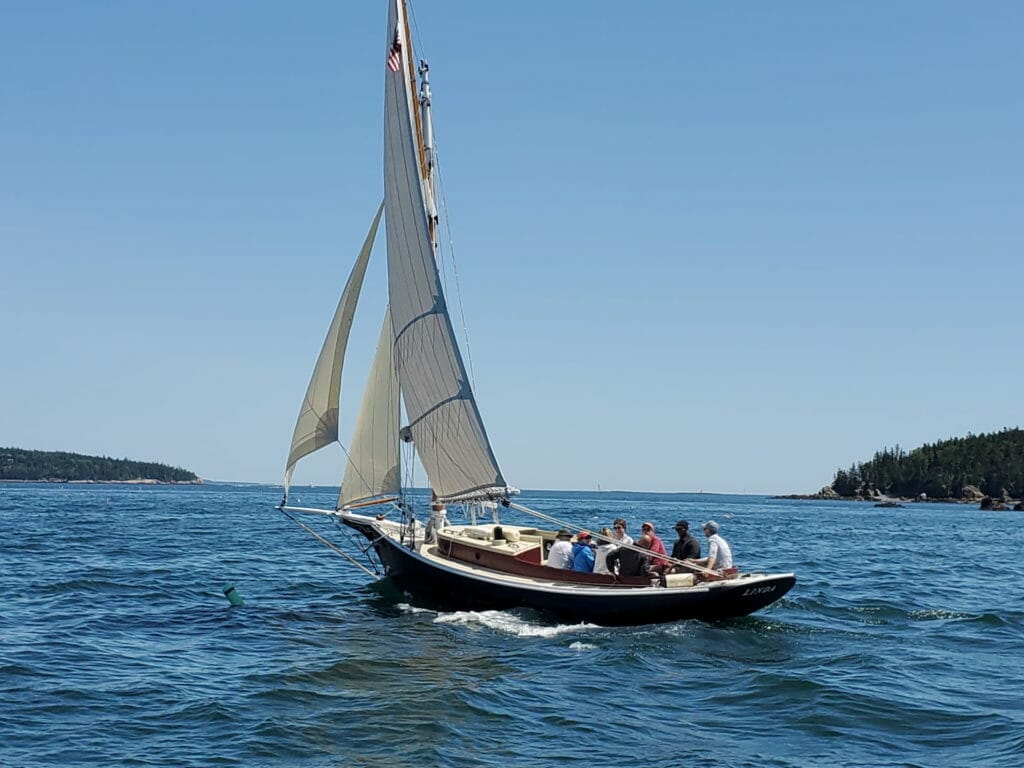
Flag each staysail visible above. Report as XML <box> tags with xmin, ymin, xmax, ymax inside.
<box><xmin>284</xmin><ymin>201</ymin><xmax>384</xmax><ymax>496</ymax></box>
<box><xmin>382</xmin><ymin>0</ymin><xmax>508</xmax><ymax>502</ymax></box>
<box><xmin>339</xmin><ymin>309</ymin><xmax>401</xmax><ymax>509</ymax></box>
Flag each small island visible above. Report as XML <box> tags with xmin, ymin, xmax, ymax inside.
<box><xmin>0</xmin><ymin>447</ymin><xmax>200</xmax><ymax>484</ymax></box>
<box><xmin>779</xmin><ymin>428</ymin><xmax>1024</xmax><ymax>510</ymax></box>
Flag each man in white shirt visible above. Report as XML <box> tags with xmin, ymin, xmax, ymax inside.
<box><xmin>424</xmin><ymin>499</ymin><xmax>449</xmax><ymax>543</ymax></box>
<box><xmin>689</xmin><ymin>520</ymin><xmax>733</xmax><ymax>572</ymax></box>
<box><xmin>547</xmin><ymin>529</ymin><xmax>574</xmax><ymax>569</ymax></box>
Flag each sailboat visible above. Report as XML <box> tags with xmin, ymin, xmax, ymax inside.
<box><xmin>278</xmin><ymin>0</ymin><xmax>795</xmax><ymax>626</ymax></box>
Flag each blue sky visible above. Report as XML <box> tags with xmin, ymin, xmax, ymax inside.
<box><xmin>2</xmin><ymin>1</ymin><xmax>1021</xmax><ymax>494</ymax></box>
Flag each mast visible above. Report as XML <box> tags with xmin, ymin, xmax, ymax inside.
<box><xmin>383</xmin><ymin>0</ymin><xmax>510</xmax><ymax>503</ymax></box>
<box><xmin>418</xmin><ymin>58</ymin><xmax>439</xmax><ymax>251</ymax></box>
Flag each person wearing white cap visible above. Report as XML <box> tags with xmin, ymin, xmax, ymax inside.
<box><xmin>687</xmin><ymin>520</ymin><xmax>734</xmax><ymax>573</ymax></box>
<box><xmin>547</xmin><ymin>529</ymin><xmax>575</xmax><ymax>570</ymax></box>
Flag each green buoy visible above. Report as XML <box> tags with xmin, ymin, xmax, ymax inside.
<box><xmin>223</xmin><ymin>584</ymin><xmax>245</xmax><ymax>607</ymax></box>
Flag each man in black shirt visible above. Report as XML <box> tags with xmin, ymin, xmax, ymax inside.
<box><xmin>607</xmin><ymin>533</ymin><xmax>652</xmax><ymax>578</ymax></box>
<box><xmin>671</xmin><ymin>519</ymin><xmax>701</xmax><ymax>561</ymax></box>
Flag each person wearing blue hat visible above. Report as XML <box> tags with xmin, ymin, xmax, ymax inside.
<box><xmin>687</xmin><ymin>520</ymin><xmax>734</xmax><ymax>573</ymax></box>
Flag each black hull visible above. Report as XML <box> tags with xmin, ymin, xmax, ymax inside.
<box><xmin>348</xmin><ymin>520</ymin><xmax>795</xmax><ymax>626</ymax></box>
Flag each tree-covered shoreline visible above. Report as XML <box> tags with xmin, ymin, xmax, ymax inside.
<box><xmin>798</xmin><ymin>428</ymin><xmax>1022</xmax><ymax>503</ymax></box>
<box><xmin>0</xmin><ymin>448</ymin><xmax>200</xmax><ymax>483</ymax></box>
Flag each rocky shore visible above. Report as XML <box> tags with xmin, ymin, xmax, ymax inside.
<box><xmin>775</xmin><ymin>484</ymin><xmax>1022</xmax><ymax>510</ymax></box>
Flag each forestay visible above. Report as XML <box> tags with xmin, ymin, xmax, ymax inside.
<box><xmin>382</xmin><ymin>0</ymin><xmax>508</xmax><ymax>502</ymax></box>
<box><xmin>339</xmin><ymin>309</ymin><xmax>401</xmax><ymax>509</ymax></box>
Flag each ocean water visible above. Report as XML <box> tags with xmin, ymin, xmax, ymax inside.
<box><xmin>2</xmin><ymin>483</ymin><xmax>1022</xmax><ymax>767</ymax></box>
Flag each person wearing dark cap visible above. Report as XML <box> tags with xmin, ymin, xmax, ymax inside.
<box><xmin>571</xmin><ymin>531</ymin><xmax>596</xmax><ymax>573</ymax></box>
<box><xmin>671</xmin><ymin>520</ymin><xmax>701</xmax><ymax>561</ymax></box>
<box><xmin>547</xmin><ymin>528</ymin><xmax>574</xmax><ymax>570</ymax></box>
<box><xmin>688</xmin><ymin>520</ymin><xmax>733</xmax><ymax>573</ymax></box>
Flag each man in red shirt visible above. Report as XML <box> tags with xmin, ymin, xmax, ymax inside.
<box><xmin>640</xmin><ymin>521</ymin><xmax>669</xmax><ymax>574</ymax></box>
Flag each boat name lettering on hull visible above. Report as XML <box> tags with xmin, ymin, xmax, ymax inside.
<box><xmin>741</xmin><ymin>585</ymin><xmax>776</xmax><ymax>597</ymax></box>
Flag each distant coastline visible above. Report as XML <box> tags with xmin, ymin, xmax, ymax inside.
<box><xmin>1</xmin><ymin>478</ymin><xmax>202</xmax><ymax>485</ymax></box>
<box><xmin>0</xmin><ymin>447</ymin><xmax>200</xmax><ymax>484</ymax></box>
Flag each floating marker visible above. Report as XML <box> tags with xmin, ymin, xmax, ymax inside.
<box><xmin>223</xmin><ymin>584</ymin><xmax>245</xmax><ymax>607</ymax></box>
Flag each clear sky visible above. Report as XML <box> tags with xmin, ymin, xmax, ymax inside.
<box><xmin>2</xmin><ymin>1</ymin><xmax>1021</xmax><ymax>494</ymax></box>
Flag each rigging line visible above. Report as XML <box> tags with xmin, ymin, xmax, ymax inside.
<box><xmin>332</xmin><ymin>350</ymin><xmax>401</xmax><ymax>510</ymax></box>
<box><xmin>507</xmin><ymin>502</ymin><xmax>718</xmax><ymax>576</ymax></box>
<box><xmin>406</xmin><ymin>0</ymin><xmax>426</xmax><ymax>63</ymax></box>
<box><xmin>277</xmin><ymin>506</ymin><xmax>380</xmax><ymax>579</ymax></box>
<box><xmin>401</xmin><ymin>441</ymin><xmax>418</xmax><ymax>511</ymax></box>
<box><xmin>402</xmin><ymin>3</ymin><xmax>479</xmax><ymax>393</ymax></box>
<box><xmin>398</xmin><ymin>447</ymin><xmax>419</xmax><ymax>547</ymax></box>
<box><xmin>432</xmin><ymin>145</ymin><xmax>478</xmax><ymax>392</ymax></box>
<box><xmin>334</xmin><ymin>520</ymin><xmax>384</xmax><ymax>574</ymax></box>
<box><xmin>334</xmin><ymin>436</ymin><xmax>385</xmax><ymax>510</ymax></box>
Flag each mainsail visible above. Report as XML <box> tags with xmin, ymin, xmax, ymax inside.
<box><xmin>382</xmin><ymin>0</ymin><xmax>508</xmax><ymax>501</ymax></box>
<box><xmin>339</xmin><ymin>309</ymin><xmax>401</xmax><ymax>509</ymax></box>
<box><xmin>284</xmin><ymin>202</ymin><xmax>384</xmax><ymax>496</ymax></box>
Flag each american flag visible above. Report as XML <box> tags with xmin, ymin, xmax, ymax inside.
<box><xmin>386</xmin><ymin>26</ymin><xmax>402</xmax><ymax>72</ymax></box>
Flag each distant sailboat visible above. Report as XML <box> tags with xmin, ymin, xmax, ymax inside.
<box><xmin>277</xmin><ymin>0</ymin><xmax>795</xmax><ymax>625</ymax></box>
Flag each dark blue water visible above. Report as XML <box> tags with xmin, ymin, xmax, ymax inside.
<box><xmin>2</xmin><ymin>483</ymin><xmax>1022</xmax><ymax>767</ymax></box>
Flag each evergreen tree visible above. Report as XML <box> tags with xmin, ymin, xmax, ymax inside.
<box><xmin>0</xmin><ymin>448</ymin><xmax>198</xmax><ymax>482</ymax></box>
<box><xmin>829</xmin><ymin>428</ymin><xmax>1023</xmax><ymax>499</ymax></box>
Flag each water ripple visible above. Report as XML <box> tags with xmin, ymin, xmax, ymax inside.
<box><xmin>2</xmin><ymin>485</ymin><xmax>1023</xmax><ymax>767</ymax></box>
